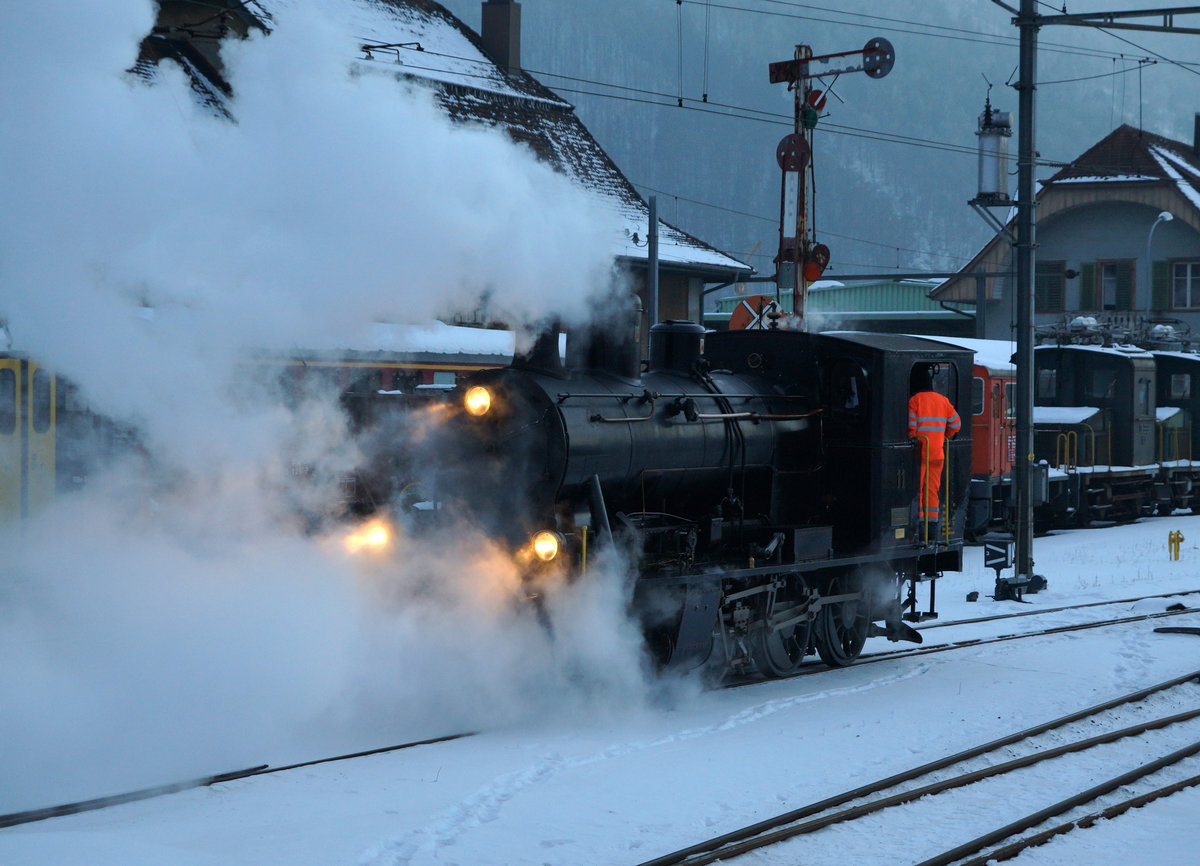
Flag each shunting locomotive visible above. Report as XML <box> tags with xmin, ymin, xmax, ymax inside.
<box><xmin>409</xmin><ymin>318</ymin><xmax>972</xmax><ymax>677</ymax></box>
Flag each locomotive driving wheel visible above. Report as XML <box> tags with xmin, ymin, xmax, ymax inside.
<box><xmin>751</xmin><ymin>577</ymin><xmax>812</xmax><ymax>678</ymax></box>
<box><xmin>816</xmin><ymin>572</ymin><xmax>870</xmax><ymax>667</ymax></box>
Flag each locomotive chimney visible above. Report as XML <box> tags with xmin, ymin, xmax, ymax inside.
<box><xmin>566</xmin><ymin>294</ymin><xmax>643</xmax><ymax>381</ymax></box>
<box><xmin>512</xmin><ymin>322</ymin><xmax>567</xmax><ymax>378</ymax></box>
<box><xmin>480</xmin><ymin>0</ymin><xmax>521</xmax><ymax>72</ymax></box>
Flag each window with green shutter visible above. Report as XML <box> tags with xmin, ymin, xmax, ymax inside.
<box><xmin>1079</xmin><ymin>261</ymin><xmax>1097</xmax><ymax>310</ymax></box>
<box><xmin>1152</xmin><ymin>260</ymin><xmax>1169</xmax><ymax>311</ymax></box>
<box><xmin>1035</xmin><ymin>261</ymin><xmax>1065</xmax><ymax>313</ymax></box>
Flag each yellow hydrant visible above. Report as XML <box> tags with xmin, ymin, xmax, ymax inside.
<box><xmin>1169</xmin><ymin>530</ymin><xmax>1185</xmax><ymax>561</ymax></box>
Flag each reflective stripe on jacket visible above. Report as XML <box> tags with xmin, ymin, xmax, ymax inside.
<box><xmin>908</xmin><ymin>391</ymin><xmax>961</xmax><ymax>453</ymax></box>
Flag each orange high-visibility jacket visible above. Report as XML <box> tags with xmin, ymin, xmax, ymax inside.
<box><xmin>908</xmin><ymin>391</ymin><xmax>961</xmax><ymax>457</ymax></box>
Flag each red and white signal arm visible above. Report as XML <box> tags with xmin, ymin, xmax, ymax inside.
<box><xmin>729</xmin><ymin>295</ymin><xmax>789</xmax><ymax>330</ymax></box>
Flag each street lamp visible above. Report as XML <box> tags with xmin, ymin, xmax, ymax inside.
<box><xmin>1146</xmin><ymin>210</ymin><xmax>1174</xmax><ymax>316</ymax></box>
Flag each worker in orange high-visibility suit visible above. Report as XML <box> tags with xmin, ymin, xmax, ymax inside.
<box><xmin>908</xmin><ymin>364</ymin><xmax>962</xmax><ymax>525</ymax></box>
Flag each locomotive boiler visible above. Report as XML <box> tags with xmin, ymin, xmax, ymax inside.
<box><xmin>390</xmin><ymin>320</ymin><xmax>973</xmax><ymax>678</ymax></box>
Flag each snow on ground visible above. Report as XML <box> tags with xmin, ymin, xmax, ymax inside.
<box><xmin>3</xmin><ymin>516</ymin><xmax>1200</xmax><ymax>866</ymax></box>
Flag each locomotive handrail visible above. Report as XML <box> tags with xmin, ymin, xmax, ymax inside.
<box><xmin>1054</xmin><ymin>430</ymin><xmax>1078</xmax><ymax>471</ymax></box>
<box><xmin>588</xmin><ymin>389</ymin><xmax>656</xmax><ymax>423</ymax></box>
<box><xmin>692</xmin><ymin>408</ymin><xmax>823</xmax><ymax>422</ymax></box>
<box><xmin>589</xmin><ymin>400</ymin><xmax>656</xmax><ymax>423</ymax></box>
<box><xmin>1080</xmin><ymin>422</ymin><xmax>1097</xmax><ymax>469</ymax></box>
<box><xmin>917</xmin><ymin>434</ymin><xmax>932</xmax><ymax>545</ymax></box>
<box><xmin>556</xmin><ymin>391</ymin><xmax>812</xmax><ymax>402</ymax></box>
<box><xmin>1157</xmin><ymin>420</ymin><xmax>1188</xmax><ymax>465</ymax></box>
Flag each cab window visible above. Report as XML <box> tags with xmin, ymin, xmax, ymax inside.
<box><xmin>971</xmin><ymin>377</ymin><xmax>984</xmax><ymax>416</ymax></box>
<box><xmin>829</xmin><ymin>360</ymin><xmax>868</xmax><ymax>414</ymax></box>
<box><xmin>1037</xmin><ymin>368</ymin><xmax>1057</xmax><ymax>401</ymax></box>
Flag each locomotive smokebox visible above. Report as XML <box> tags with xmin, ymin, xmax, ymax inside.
<box><xmin>649</xmin><ymin>320</ymin><xmax>705</xmax><ymax>374</ymax></box>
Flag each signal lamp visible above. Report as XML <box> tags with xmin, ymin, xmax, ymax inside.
<box><xmin>464</xmin><ymin>385</ymin><xmax>492</xmax><ymax>417</ymax></box>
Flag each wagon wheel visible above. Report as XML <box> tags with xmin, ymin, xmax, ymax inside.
<box><xmin>751</xmin><ymin>578</ymin><xmax>812</xmax><ymax>677</ymax></box>
<box><xmin>816</xmin><ymin>574</ymin><xmax>870</xmax><ymax>667</ymax></box>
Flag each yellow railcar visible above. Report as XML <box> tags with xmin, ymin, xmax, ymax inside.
<box><xmin>0</xmin><ymin>354</ymin><xmax>56</xmax><ymax>520</ymax></box>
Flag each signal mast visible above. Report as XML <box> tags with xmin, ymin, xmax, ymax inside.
<box><xmin>767</xmin><ymin>38</ymin><xmax>894</xmax><ymax>329</ymax></box>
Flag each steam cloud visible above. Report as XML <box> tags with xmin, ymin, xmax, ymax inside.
<box><xmin>0</xmin><ymin>0</ymin><xmax>651</xmax><ymax>813</ymax></box>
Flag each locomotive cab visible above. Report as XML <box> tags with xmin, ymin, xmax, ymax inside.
<box><xmin>812</xmin><ymin>333</ymin><xmax>972</xmax><ymax>558</ymax></box>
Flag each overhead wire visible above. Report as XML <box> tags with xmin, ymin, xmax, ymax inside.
<box><xmin>631</xmin><ymin>182</ymin><xmax>975</xmax><ymax>265</ymax></box>
<box><xmin>362</xmin><ymin>5</ymin><xmax>1197</xmax><ymax>270</ymax></box>
<box><xmin>677</xmin><ymin>0</ymin><xmax>1200</xmax><ymax>66</ymax></box>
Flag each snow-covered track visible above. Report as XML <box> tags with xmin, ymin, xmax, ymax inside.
<box><xmin>0</xmin><ymin>732</ymin><xmax>471</xmax><ymax>830</ymax></box>
<box><xmin>947</xmin><ymin>769</ymin><xmax>1200</xmax><ymax>866</ymax></box>
<box><xmin>636</xmin><ymin>670</ymin><xmax>1200</xmax><ymax>866</ymax></box>
<box><xmin>841</xmin><ymin>603</ymin><xmax>1200</xmax><ymax>669</ymax></box>
<box><xmin>916</xmin><ymin>588</ymin><xmax>1200</xmax><ymax>631</ymax></box>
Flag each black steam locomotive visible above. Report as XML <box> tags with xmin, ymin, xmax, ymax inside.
<box><xmin>366</xmin><ymin>320</ymin><xmax>973</xmax><ymax>677</ymax></box>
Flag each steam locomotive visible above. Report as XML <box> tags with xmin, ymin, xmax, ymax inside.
<box><xmin>377</xmin><ymin>318</ymin><xmax>974</xmax><ymax>677</ymax></box>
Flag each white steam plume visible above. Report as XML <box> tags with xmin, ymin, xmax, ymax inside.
<box><xmin>0</xmin><ymin>0</ymin><xmax>652</xmax><ymax>813</ymax></box>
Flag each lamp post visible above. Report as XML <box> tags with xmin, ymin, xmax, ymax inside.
<box><xmin>1145</xmin><ymin>210</ymin><xmax>1174</xmax><ymax>317</ymax></box>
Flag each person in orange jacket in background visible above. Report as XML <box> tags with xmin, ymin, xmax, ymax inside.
<box><xmin>908</xmin><ymin>364</ymin><xmax>961</xmax><ymax>526</ymax></box>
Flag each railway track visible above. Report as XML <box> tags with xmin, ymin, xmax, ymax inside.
<box><xmin>0</xmin><ymin>731</ymin><xmax>472</xmax><ymax>830</ymax></box>
<box><xmin>850</xmin><ymin>603</ymin><xmax>1200</xmax><ymax>668</ymax></box>
<box><xmin>916</xmin><ymin>588</ymin><xmax>1200</xmax><ymax>631</ymax></box>
<box><xmin>637</xmin><ymin>669</ymin><xmax>1200</xmax><ymax>866</ymax></box>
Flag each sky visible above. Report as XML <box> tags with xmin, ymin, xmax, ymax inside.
<box><xmin>2</xmin><ymin>517</ymin><xmax>1200</xmax><ymax>865</ymax></box>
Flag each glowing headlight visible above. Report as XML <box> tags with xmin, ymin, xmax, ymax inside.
<box><xmin>531</xmin><ymin>530</ymin><xmax>561</xmax><ymax>562</ymax></box>
<box><xmin>464</xmin><ymin>385</ymin><xmax>492</xmax><ymax>417</ymax></box>
<box><xmin>343</xmin><ymin>518</ymin><xmax>393</xmax><ymax>554</ymax></box>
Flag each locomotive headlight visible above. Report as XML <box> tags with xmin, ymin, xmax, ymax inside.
<box><xmin>464</xmin><ymin>385</ymin><xmax>492</xmax><ymax>417</ymax></box>
<box><xmin>343</xmin><ymin>518</ymin><xmax>394</xmax><ymax>555</ymax></box>
<box><xmin>531</xmin><ymin>530</ymin><xmax>562</xmax><ymax>562</ymax></box>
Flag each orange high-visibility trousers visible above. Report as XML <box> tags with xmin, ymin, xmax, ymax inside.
<box><xmin>918</xmin><ymin>449</ymin><xmax>945</xmax><ymax>521</ymax></box>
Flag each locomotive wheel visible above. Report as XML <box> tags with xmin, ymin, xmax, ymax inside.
<box><xmin>751</xmin><ymin>604</ymin><xmax>811</xmax><ymax>678</ymax></box>
<box><xmin>816</xmin><ymin>574</ymin><xmax>870</xmax><ymax>667</ymax></box>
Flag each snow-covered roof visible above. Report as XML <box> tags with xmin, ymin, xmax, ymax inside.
<box><xmin>1051</xmin><ymin>174</ymin><xmax>1158</xmax><ymax>184</ymax></box>
<box><xmin>1043</xmin><ymin>125</ymin><xmax>1200</xmax><ymax>193</ymax></box>
<box><xmin>920</xmin><ymin>336</ymin><xmax>1016</xmax><ymax>375</ymax></box>
<box><xmin>1034</xmin><ymin>406</ymin><xmax>1102</xmax><ymax>425</ymax></box>
<box><xmin>1150</xmin><ymin>145</ymin><xmax>1200</xmax><ymax>212</ymax></box>
<box><xmin>1041</xmin><ymin>343</ymin><xmax>1155</xmax><ymax>360</ymax></box>
<box><xmin>1152</xmin><ymin>350</ymin><xmax>1200</xmax><ymax>362</ymax></box>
